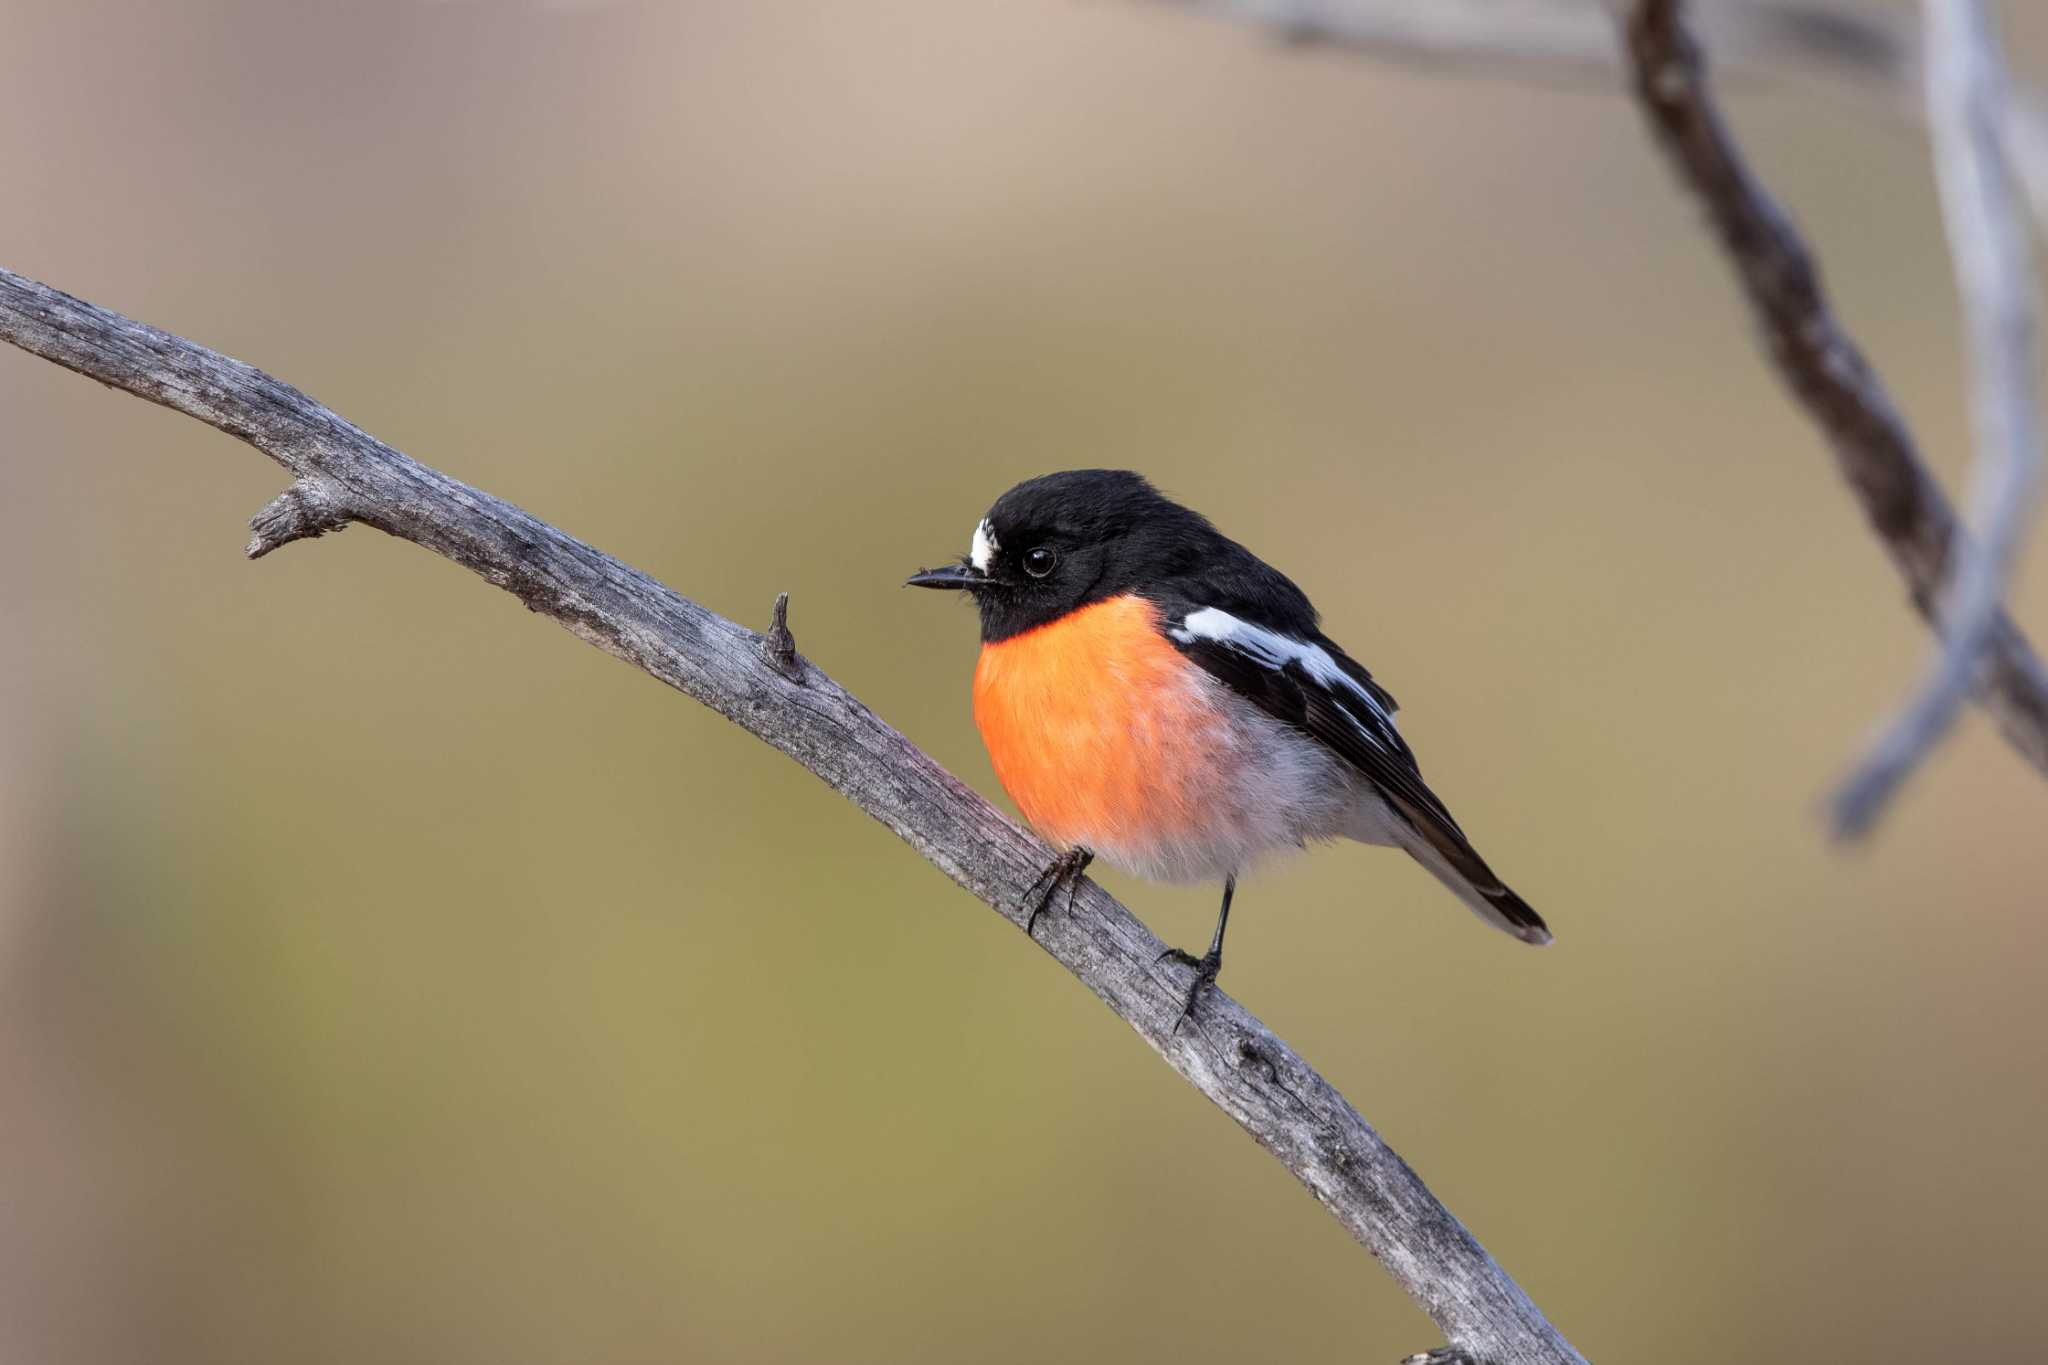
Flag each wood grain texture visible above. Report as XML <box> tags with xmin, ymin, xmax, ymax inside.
<box><xmin>0</xmin><ymin>264</ymin><xmax>1586</xmax><ymax>1365</ymax></box>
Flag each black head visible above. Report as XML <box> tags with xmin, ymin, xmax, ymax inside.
<box><xmin>906</xmin><ymin>470</ymin><xmax>1284</xmax><ymax>641</ymax></box>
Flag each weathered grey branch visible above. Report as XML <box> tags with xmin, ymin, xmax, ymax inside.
<box><xmin>1620</xmin><ymin>0</ymin><xmax>2048</xmax><ymax>792</ymax></box>
<box><xmin>1130</xmin><ymin>0</ymin><xmax>2048</xmax><ymax>816</ymax></box>
<box><xmin>1833</xmin><ymin>0</ymin><xmax>2043</xmax><ymax>836</ymax></box>
<box><xmin>1141</xmin><ymin>0</ymin><xmax>1887</xmax><ymax>85</ymax></box>
<box><xmin>0</xmin><ymin>266</ymin><xmax>1587</xmax><ymax>1365</ymax></box>
<box><xmin>1138</xmin><ymin>0</ymin><xmax>2048</xmax><ymax>227</ymax></box>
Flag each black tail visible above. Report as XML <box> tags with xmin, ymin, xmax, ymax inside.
<box><xmin>1392</xmin><ymin>816</ymin><xmax>1553</xmax><ymax>945</ymax></box>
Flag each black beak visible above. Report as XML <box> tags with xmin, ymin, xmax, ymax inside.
<box><xmin>905</xmin><ymin>564</ymin><xmax>985</xmax><ymax>591</ymax></box>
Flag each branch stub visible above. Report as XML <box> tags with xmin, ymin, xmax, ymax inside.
<box><xmin>247</xmin><ymin>480</ymin><xmax>355</xmax><ymax>559</ymax></box>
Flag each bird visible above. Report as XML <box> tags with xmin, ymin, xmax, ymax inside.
<box><xmin>907</xmin><ymin>470</ymin><xmax>1549</xmax><ymax>1023</ymax></box>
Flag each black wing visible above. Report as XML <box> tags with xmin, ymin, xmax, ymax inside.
<box><xmin>1167</xmin><ymin>617</ymin><xmax>1462</xmax><ymax>839</ymax></box>
<box><xmin>1166</xmin><ymin>606</ymin><xmax>1548</xmax><ymax>941</ymax></box>
<box><xmin>1141</xmin><ymin>527</ymin><xmax>1549</xmax><ymax>943</ymax></box>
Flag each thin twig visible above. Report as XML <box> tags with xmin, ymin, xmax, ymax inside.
<box><xmin>1621</xmin><ymin>0</ymin><xmax>2048</xmax><ymax>792</ymax></box>
<box><xmin>1139</xmin><ymin>0</ymin><xmax>2048</xmax><ymax>807</ymax></box>
<box><xmin>0</xmin><ymin>266</ymin><xmax>1588</xmax><ymax>1365</ymax></box>
<box><xmin>1140</xmin><ymin>0</ymin><xmax>1891</xmax><ymax>84</ymax></box>
<box><xmin>1136</xmin><ymin>0</ymin><xmax>2048</xmax><ymax>270</ymax></box>
<box><xmin>1832</xmin><ymin>0</ymin><xmax>2042</xmax><ymax>836</ymax></box>
<box><xmin>761</xmin><ymin>590</ymin><xmax>805</xmax><ymax>681</ymax></box>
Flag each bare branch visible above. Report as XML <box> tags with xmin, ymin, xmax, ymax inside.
<box><xmin>0</xmin><ymin>265</ymin><xmax>1588</xmax><ymax>1365</ymax></box>
<box><xmin>1140</xmin><ymin>0</ymin><xmax>2048</xmax><ymax>812</ymax></box>
<box><xmin>1141</xmin><ymin>0</ymin><xmax>1890</xmax><ymax>85</ymax></box>
<box><xmin>1833</xmin><ymin>0</ymin><xmax>2043</xmax><ymax>836</ymax></box>
<box><xmin>1137</xmin><ymin>1</ymin><xmax>2048</xmax><ymax>249</ymax></box>
<box><xmin>1620</xmin><ymin>0</ymin><xmax>2048</xmax><ymax>793</ymax></box>
<box><xmin>1139</xmin><ymin>0</ymin><xmax>1625</xmax><ymax>77</ymax></box>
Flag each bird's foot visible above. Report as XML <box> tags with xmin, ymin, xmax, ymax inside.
<box><xmin>1022</xmin><ymin>847</ymin><xmax>1093</xmax><ymax>938</ymax></box>
<box><xmin>1402</xmin><ymin>1350</ymin><xmax>1480</xmax><ymax>1365</ymax></box>
<box><xmin>1154</xmin><ymin>945</ymin><xmax>1222</xmax><ymax>1033</ymax></box>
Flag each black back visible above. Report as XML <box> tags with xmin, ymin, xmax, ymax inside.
<box><xmin>969</xmin><ymin>470</ymin><xmax>1319</xmax><ymax>642</ymax></box>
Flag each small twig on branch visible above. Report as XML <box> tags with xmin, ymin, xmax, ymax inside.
<box><xmin>761</xmin><ymin>591</ymin><xmax>805</xmax><ymax>682</ymax></box>
<box><xmin>1833</xmin><ymin>0</ymin><xmax>2043</xmax><ymax>836</ymax></box>
<box><xmin>0</xmin><ymin>266</ymin><xmax>1588</xmax><ymax>1365</ymax></box>
<box><xmin>247</xmin><ymin>478</ymin><xmax>355</xmax><ymax>558</ymax></box>
<box><xmin>1621</xmin><ymin>0</ymin><xmax>2048</xmax><ymax>794</ymax></box>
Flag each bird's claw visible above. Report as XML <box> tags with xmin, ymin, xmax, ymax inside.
<box><xmin>1154</xmin><ymin>945</ymin><xmax>1222</xmax><ymax>1033</ymax></box>
<box><xmin>1402</xmin><ymin>1350</ymin><xmax>1480</xmax><ymax>1365</ymax></box>
<box><xmin>1023</xmin><ymin>847</ymin><xmax>1093</xmax><ymax>938</ymax></box>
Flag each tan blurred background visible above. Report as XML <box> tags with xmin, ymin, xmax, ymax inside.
<box><xmin>5</xmin><ymin>1</ymin><xmax>2047</xmax><ymax>1361</ymax></box>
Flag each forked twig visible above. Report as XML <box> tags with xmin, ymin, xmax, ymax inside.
<box><xmin>1622</xmin><ymin>0</ymin><xmax>2048</xmax><ymax>805</ymax></box>
<box><xmin>1832</xmin><ymin>0</ymin><xmax>2042</xmax><ymax>835</ymax></box>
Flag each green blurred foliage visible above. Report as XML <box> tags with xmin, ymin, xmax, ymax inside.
<box><xmin>3</xmin><ymin>2</ymin><xmax>2047</xmax><ymax>1362</ymax></box>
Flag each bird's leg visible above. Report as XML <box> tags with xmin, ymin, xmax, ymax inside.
<box><xmin>1156</xmin><ymin>875</ymin><xmax>1235</xmax><ymax>1031</ymax></box>
<box><xmin>1401</xmin><ymin>1351</ymin><xmax>1480</xmax><ymax>1365</ymax></box>
<box><xmin>1022</xmin><ymin>846</ymin><xmax>1093</xmax><ymax>938</ymax></box>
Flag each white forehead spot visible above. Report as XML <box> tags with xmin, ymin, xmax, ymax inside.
<box><xmin>970</xmin><ymin>519</ymin><xmax>999</xmax><ymax>573</ymax></box>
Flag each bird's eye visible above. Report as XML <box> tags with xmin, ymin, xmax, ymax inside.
<box><xmin>1022</xmin><ymin>546</ymin><xmax>1057</xmax><ymax>578</ymax></box>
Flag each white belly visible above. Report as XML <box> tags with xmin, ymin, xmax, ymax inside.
<box><xmin>1091</xmin><ymin>675</ymin><xmax>1385</xmax><ymax>884</ymax></box>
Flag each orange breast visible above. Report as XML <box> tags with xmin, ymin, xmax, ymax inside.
<box><xmin>973</xmin><ymin>594</ymin><xmax>1223</xmax><ymax>858</ymax></box>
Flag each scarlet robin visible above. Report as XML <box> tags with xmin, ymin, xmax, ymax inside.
<box><xmin>910</xmin><ymin>470</ymin><xmax>1549</xmax><ymax>1022</ymax></box>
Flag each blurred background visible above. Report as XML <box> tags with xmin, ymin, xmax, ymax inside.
<box><xmin>4</xmin><ymin>1</ymin><xmax>2046</xmax><ymax>1361</ymax></box>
